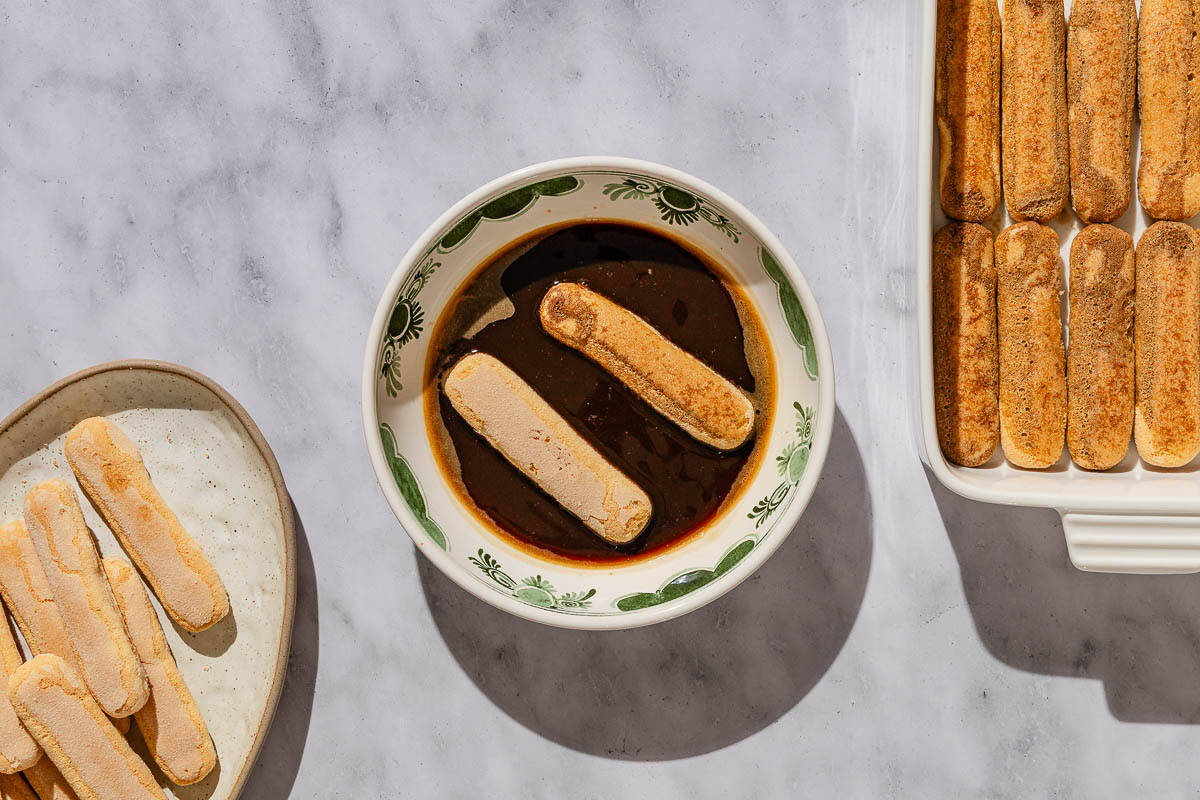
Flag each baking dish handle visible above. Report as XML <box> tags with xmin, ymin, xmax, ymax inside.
<box><xmin>1061</xmin><ymin>512</ymin><xmax>1200</xmax><ymax>574</ymax></box>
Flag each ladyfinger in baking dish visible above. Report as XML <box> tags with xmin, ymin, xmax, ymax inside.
<box><xmin>1067</xmin><ymin>225</ymin><xmax>1135</xmax><ymax>470</ymax></box>
<box><xmin>936</xmin><ymin>0</ymin><xmax>1002</xmax><ymax>221</ymax></box>
<box><xmin>933</xmin><ymin>222</ymin><xmax>999</xmax><ymax>466</ymax></box>
<box><xmin>21</xmin><ymin>481</ymin><xmax>147</xmax><ymax>718</ymax></box>
<box><xmin>103</xmin><ymin>558</ymin><xmax>215</xmax><ymax>786</ymax></box>
<box><xmin>1067</xmin><ymin>0</ymin><xmax>1137</xmax><ymax>223</ymax></box>
<box><xmin>995</xmin><ymin>222</ymin><xmax>1067</xmax><ymax>469</ymax></box>
<box><xmin>444</xmin><ymin>353</ymin><xmax>652</xmax><ymax>545</ymax></box>
<box><xmin>539</xmin><ymin>282</ymin><xmax>755</xmax><ymax>451</ymax></box>
<box><xmin>8</xmin><ymin>655</ymin><xmax>164</xmax><ymax>800</ymax></box>
<box><xmin>1138</xmin><ymin>0</ymin><xmax>1200</xmax><ymax>221</ymax></box>
<box><xmin>1003</xmin><ymin>0</ymin><xmax>1069</xmax><ymax>222</ymax></box>
<box><xmin>1135</xmin><ymin>222</ymin><xmax>1200</xmax><ymax>466</ymax></box>
<box><xmin>64</xmin><ymin>417</ymin><xmax>228</xmax><ymax>633</ymax></box>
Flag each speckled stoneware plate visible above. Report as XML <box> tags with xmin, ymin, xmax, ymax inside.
<box><xmin>0</xmin><ymin>360</ymin><xmax>295</xmax><ymax>799</ymax></box>
<box><xmin>363</xmin><ymin>156</ymin><xmax>835</xmax><ymax>630</ymax></box>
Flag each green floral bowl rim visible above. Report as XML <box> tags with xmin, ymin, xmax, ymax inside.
<box><xmin>361</xmin><ymin>156</ymin><xmax>835</xmax><ymax>630</ymax></box>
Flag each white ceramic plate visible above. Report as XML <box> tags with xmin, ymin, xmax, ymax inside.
<box><xmin>914</xmin><ymin>0</ymin><xmax>1200</xmax><ymax>573</ymax></box>
<box><xmin>0</xmin><ymin>360</ymin><xmax>295</xmax><ymax>799</ymax></box>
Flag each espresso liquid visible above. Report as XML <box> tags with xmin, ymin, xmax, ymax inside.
<box><xmin>426</xmin><ymin>223</ymin><xmax>774</xmax><ymax>563</ymax></box>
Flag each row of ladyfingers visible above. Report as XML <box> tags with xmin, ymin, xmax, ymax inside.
<box><xmin>934</xmin><ymin>219</ymin><xmax>1200</xmax><ymax>470</ymax></box>
<box><xmin>0</xmin><ymin>417</ymin><xmax>231</xmax><ymax>800</ymax></box>
<box><xmin>937</xmin><ymin>0</ymin><xmax>1200</xmax><ymax>224</ymax></box>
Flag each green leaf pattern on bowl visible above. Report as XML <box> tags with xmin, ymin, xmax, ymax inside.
<box><xmin>760</xmin><ymin>247</ymin><xmax>819</xmax><ymax>381</ymax></box>
<box><xmin>468</xmin><ymin>550</ymin><xmax>598</xmax><ymax>610</ymax></box>
<box><xmin>615</xmin><ymin>538</ymin><xmax>756</xmax><ymax>611</ymax></box>
<box><xmin>439</xmin><ymin>176</ymin><xmax>581</xmax><ymax>251</ymax></box>
<box><xmin>378</xmin><ymin>423</ymin><xmax>447</xmax><ymax>551</ymax></box>
<box><xmin>602</xmin><ymin>177</ymin><xmax>742</xmax><ymax>242</ymax></box>
<box><xmin>749</xmin><ymin>402</ymin><xmax>816</xmax><ymax>529</ymax></box>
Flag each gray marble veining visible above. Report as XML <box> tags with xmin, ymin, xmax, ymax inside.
<box><xmin>1</xmin><ymin>0</ymin><xmax>1197</xmax><ymax>797</ymax></box>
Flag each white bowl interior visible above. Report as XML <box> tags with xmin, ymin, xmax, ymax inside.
<box><xmin>368</xmin><ymin>161</ymin><xmax>831</xmax><ymax>626</ymax></box>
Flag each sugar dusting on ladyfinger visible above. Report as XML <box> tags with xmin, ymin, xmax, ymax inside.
<box><xmin>539</xmin><ymin>283</ymin><xmax>755</xmax><ymax>452</ymax></box>
<box><xmin>444</xmin><ymin>353</ymin><xmax>652</xmax><ymax>545</ymax></box>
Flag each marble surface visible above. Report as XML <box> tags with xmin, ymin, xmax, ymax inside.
<box><xmin>2</xmin><ymin>0</ymin><xmax>1198</xmax><ymax>796</ymax></box>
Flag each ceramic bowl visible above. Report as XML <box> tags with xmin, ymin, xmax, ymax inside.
<box><xmin>362</xmin><ymin>157</ymin><xmax>833</xmax><ymax>630</ymax></box>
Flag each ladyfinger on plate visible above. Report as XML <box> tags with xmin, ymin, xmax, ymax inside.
<box><xmin>0</xmin><ymin>773</ymin><xmax>36</xmax><ymax>800</ymax></box>
<box><xmin>0</xmin><ymin>613</ymin><xmax>38</xmax><ymax>775</ymax></box>
<box><xmin>1002</xmin><ymin>0</ymin><xmax>1069</xmax><ymax>222</ymax></box>
<box><xmin>0</xmin><ymin>523</ymin><xmax>82</xmax><ymax>680</ymax></box>
<box><xmin>1067</xmin><ymin>225</ymin><xmax>1135</xmax><ymax>470</ymax></box>
<box><xmin>8</xmin><ymin>655</ymin><xmax>164</xmax><ymax>800</ymax></box>
<box><xmin>22</xmin><ymin>481</ymin><xmax>148</xmax><ymax>718</ymax></box>
<box><xmin>1135</xmin><ymin>222</ymin><xmax>1200</xmax><ymax>466</ymax></box>
<box><xmin>22</xmin><ymin>757</ymin><xmax>80</xmax><ymax>800</ymax></box>
<box><xmin>1138</xmin><ymin>0</ymin><xmax>1200</xmax><ymax>221</ymax></box>
<box><xmin>1067</xmin><ymin>0</ymin><xmax>1137</xmax><ymax>223</ymax></box>
<box><xmin>996</xmin><ymin>222</ymin><xmax>1067</xmax><ymax>469</ymax></box>
<box><xmin>539</xmin><ymin>282</ymin><xmax>755</xmax><ymax>451</ymax></box>
<box><xmin>103</xmin><ymin>559</ymin><xmax>215</xmax><ymax>786</ymax></box>
<box><xmin>935</xmin><ymin>0</ymin><xmax>1002</xmax><ymax>221</ymax></box>
<box><xmin>64</xmin><ymin>418</ymin><xmax>229</xmax><ymax>634</ymax></box>
<box><xmin>444</xmin><ymin>353</ymin><xmax>652</xmax><ymax>545</ymax></box>
<box><xmin>933</xmin><ymin>222</ymin><xmax>999</xmax><ymax>467</ymax></box>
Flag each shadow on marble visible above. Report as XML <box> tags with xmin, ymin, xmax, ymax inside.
<box><xmin>419</xmin><ymin>409</ymin><xmax>871</xmax><ymax>760</ymax></box>
<box><xmin>240</xmin><ymin>503</ymin><xmax>319</xmax><ymax>796</ymax></box>
<box><xmin>931</xmin><ymin>472</ymin><xmax>1200</xmax><ymax>724</ymax></box>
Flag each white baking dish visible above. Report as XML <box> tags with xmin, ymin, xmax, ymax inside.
<box><xmin>915</xmin><ymin>0</ymin><xmax>1200</xmax><ymax>574</ymax></box>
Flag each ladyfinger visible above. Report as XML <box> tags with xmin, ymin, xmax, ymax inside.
<box><xmin>21</xmin><ymin>481</ymin><xmax>148</xmax><ymax>718</ymax></box>
<box><xmin>22</xmin><ymin>757</ymin><xmax>80</xmax><ymax>800</ymax></box>
<box><xmin>539</xmin><ymin>283</ymin><xmax>755</xmax><ymax>451</ymax></box>
<box><xmin>8</xmin><ymin>655</ymin><xmax>164</xmax><ymax>800</ymax></box>
<box><xmin>1067</xmin><ymin>0</ymin><xmax>1137</xmax><ymax>223</ymax></box>
<box><xmin>1003</xmin><ymin>0</ymin><xmax>1069</xmax><ymax>222</ymax></box>
<box><xmin>0</xmin><ymin>614</ymin><xmax>37</xmax><ymax>775</ymax></box>
<box><xmin>0</xmin><ymin>523</ymin><xmax>82</xmax><ymax>679</ymax></box>
<box><xmin>936</xmin><ymin>0</ymin><xmax>1002</xmax><ymax>221</ymax></box>
<box><xmin>103</xmin><ymin>559</ymin><xmax>214</xmax><ymax>785</ymax></box>
<box><xmin>996</xmin><ymin>222</ymin><xmax>1067</xmax><ymax>469</ymax></box>
<box><xmin>64</xmin><ymin>418</ymin><xmax>228</xmax><ymax>633</ymax></box>
<box><xmin>1067</xmin><ymin>225</ymin><xmax>1135</xmax><ymax>470</ymax></box>
<box><xmin>0</xmin><ymin>774</ymin><xmax>36</xmax><ymax>800</ymax></box>
<box><xmin>444</xmin><ymin>353</ymin><xmax>652</xmax><ymax>545</ymax></box>
<box><xmin>1138</xmin><ymin>0</ymin><xmax>1200</xmax><ymax>220</ymax></box>
<box><xmin>1135</xmin><ymin>222</ymin><xmax>1200</xmax><ymax>466</ymax></box>
<box><xmin>933</xmin><ymin>222</ymin><xmax>999</xmax><ymax>466</ymax></box>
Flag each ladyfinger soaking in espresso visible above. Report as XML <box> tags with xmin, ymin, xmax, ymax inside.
<box><xmin>427</xmin><ymin>223</ymin><xmax>774</xmax><ymax>563</ymax></box>
<box><xmin>540</xmin><ymin>282</ymin><xmax>755</xmax><ymax>451</ymax></box>
<box><xmin>444</xmin><ymin>353</ymin><xmax>652</xmax><ymax>546</ymax></box>
<box><xmin>1003</xmin><ymin>0</ymin><xmax>1069</xmax><ymax>222</ymax></box>
<box><xmin>935</xmin><ymin>0</ymin><xmax>1002</xmax><ymax>222</ymax></box>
